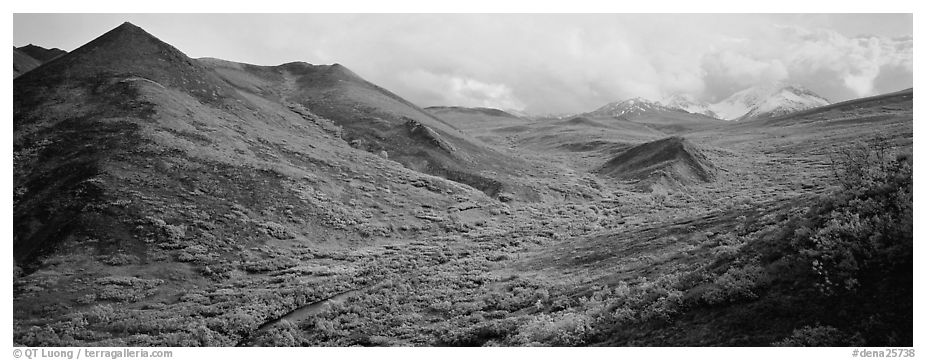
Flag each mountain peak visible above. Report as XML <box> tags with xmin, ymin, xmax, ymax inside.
<box><xmin>106</xmin><ymin>21</ymin><xmax>145</xmax><ymax>35</ymax></box>
<box><xmin>117</xmin><ymin>21</ymin><xmax>140</xmax><ymax>29</ymax></box>
<box><xmin>709</xmin><ymin>83</ymin><xmax>829</xmax><ymax>121</ymax></box>
<box><xmin>16</xmin><ymin>22</ymin><xmax>233</xmax><ymax>104</ymax></box>
<box><xmin>588</xmin><ymin>97</ymin><xmax>666</xmax><ymax>118</ymax></box>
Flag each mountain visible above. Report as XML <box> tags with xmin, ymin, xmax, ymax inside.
<box><xmin>710</xmin><ymin>83</ymin><xmax>830</xmax><ymax>121</ymax></box>
<box><xmin>15</xmin><ymin>22</ymin><xmax>239</xmax><ymax>107</ymax></box>
<box><xmin>13</xmin><ymin>44</ymin><xmax>68</xmax><ymax>78</ymax></box>
<box><xmin>200</xmin><ymin>59</ymin><xmax>532</xmax><ymax>198</ymax></box>
<box><xmin>584</xmin><ymin>97</ymin><xmax>726</xmax><ymax>134</ymax></box>
<box><xmin>424</xmin><ymin>106</ymin><xmax>530</xmax><ymax>130</ymax></box>
<box><xmin>14</xmin><ymin>21</ymin><xmax>531</xmax><ymax>270</ymax></box>
<box><xmin>17</xmin><ymin>44</ymin><xmax>68</xmax><ymax>62</ymax></box>
<box><xmin>585</xmin><ymin>83</ymin><xmax>829</xmax><ymax>123</ymax></box>
<box><xmin>660</xmin><ymin>93</ymin><xmax>718</xmax><ymax>118</ymax></box>
<box><xmin>596</xmin><ymin>136</ymin><xmax>716</xmax><ymax>189</ymax></box>
<box><xmin>756</xmin><ymin>88</ymin><xmax>912</xmax><ymax>126</ymax></box>
<box><xmin>587</xmin><ymin>95</ymin><xmax>718</xmax><ymax>119</ymax></box>
<box><xmin>13</xmin><ymin>48</ymin><xmax>42</xmax><ymax>77</ymax></box>
<box><xmin>14</xmin><ymin>22</ymin><xmax>264</xmax><ymax>269</ymax></box>
<box><xmin>586</xmin><ymin>97</ymin><xmax>669</xmax><ymax>119</ymax></box>
<box><xmin>426</xmin><ymin>106</ymin><xmax>521</xmax><ymax>120</ymax></box>
<box><xmin>15</xmin><ymin>22</ymin><xmax>517</xmax><ymax>345</ymax></box>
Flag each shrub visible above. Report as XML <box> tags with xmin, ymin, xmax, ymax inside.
<box><xmin>84</xmin><ymin>304</ymin><xmax>116</xmax><ymax>323</ymax></box>
<box><xmin>641</xmin><ymin>289</ymin><xmax>685</xmax><ymax>321</ymax></box>
<box><xmin>163</xmin><ymin>224</ymin><xmax>186</xmax><ymax>241</ymax></box>
<box><xmin>177</xmin><ymin>244</ymin><xmax>215</xmax><ymax>263</ymax></box>
<box><xmin>800</xmin><ymin>142</ymin><xmax>912</xmax><ymax>296</ymax></box>
<box><xmin>241</xmin><ymin>257</ymin><xmax>296</xmax><ymax>273</ymax></box>
<box><xmin>513</xmin><ymin>311</ymin><xmax>594</xmax><ymax>346</ymax></box>
<box><xmin>701</xmin><ymin>264</ymin><xmax>765</xmax><ymax>305</ymax></box>
<box><xmin>94</xmin><ymin>276</ymin><xmax>163</xmax><ymax>302</ymax></box>
<box><xmin>101</xmin><ymin>253</ymin><xmax>139</xmax><ymax>266</ymax></box>
<box><xmin>253</xmin><ymin>320</ymin><xmax>300</xmax><ymax>347</ymax></box>
<box><xmin>773</xmin><ymin>325</ymin><xmax>859</xmax><ymax>346</ymax></box>
<box><xmin>261</xmin><ymin>221</ymin><xmax>295</xmax><ymax>240</ymax></box>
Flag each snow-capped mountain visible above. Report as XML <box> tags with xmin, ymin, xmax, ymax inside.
<box><xmin>584</xmin><ymin>83</ymin><xmax>828</xmax><ymax>122</ymax></box>
<box><xmin>709</xmin><ymin>84</ymin><xmax>830</xmax><ymax>121</ymax></box>
<box><xmin>586</xmin><ymin>97</ymin><xmax>672</xmax><ymax>118</ymax></box>
<box><xmin>659</xmin><ymin>94</ymin><xmax>718</xmax><ymax>118</ymax></box>
<box><xmin>588</xmin><ymin>95</ymin><xmax>718</xmax><ymax>120</ymax></box>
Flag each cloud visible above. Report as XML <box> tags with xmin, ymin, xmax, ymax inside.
<box><xmin>702</xmin><ymin>51</ymin><xmax>789</xmax><ymax>87</ymax></box>
<box><xmin>700</xmin><ymin>24</ymin><xmax>913</xmax><ymax>100</ymax></box>
<box><xmin>398</xmin><ymin>70</ymin><xmax>525</xmax><ymax>110</ymax></box>
<box><xmin>780</xmin><ymin>26</ymin><xmax>912</xmax><ymax>97</ymax></box>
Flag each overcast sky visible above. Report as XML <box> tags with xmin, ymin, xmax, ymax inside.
<box><xmin>14</xmin><ymin>13</ymin><xmax>913</xmax><ymax>114</ymax></box>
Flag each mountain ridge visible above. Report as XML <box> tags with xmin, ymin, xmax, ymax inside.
<box><xmin>13</xmin><ymin>44</ymin><xmax>68</xmax><ymax>78</ymax></box>
<box><xmin>584</xmin><ymin>83</ymin><xmax>831</xmax><ymax>122</ymax></box>
<box><xmin>18</xmin><ymin>44</ymin><xmax>68</xmax><ymax>62</ymax></box>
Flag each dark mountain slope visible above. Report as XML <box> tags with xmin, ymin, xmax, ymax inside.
<box><xmin>13</xmin><ymin>48</ymin><xmax>42</xmax><ymax>77</ymax></box>
<box><xmin>13</xmin><ymin>44</ymin><xmax>67</xmax><ymax>77</ymax></box>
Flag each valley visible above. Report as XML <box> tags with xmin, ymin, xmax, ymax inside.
<box><xmin>12</xmin><ymin>22</ymin><xmax>913</xmax><ymax>347</ymax></box>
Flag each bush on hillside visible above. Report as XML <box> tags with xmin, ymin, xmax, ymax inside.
<box><xmin>800</xmin><ymin>140</ymin><xmax>912</xmax><ymax>295</ymax></box>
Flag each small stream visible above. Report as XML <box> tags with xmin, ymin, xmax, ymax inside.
<box><xmin>236</xmin><ymin>283</ymin><xmax>378</xmax><ymax>347</ymax></box>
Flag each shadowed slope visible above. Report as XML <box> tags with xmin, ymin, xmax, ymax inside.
<box><xmin>13</xmin><ymin>48</ymin><xmax>42</xmax><ymax>77</ymax></box>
